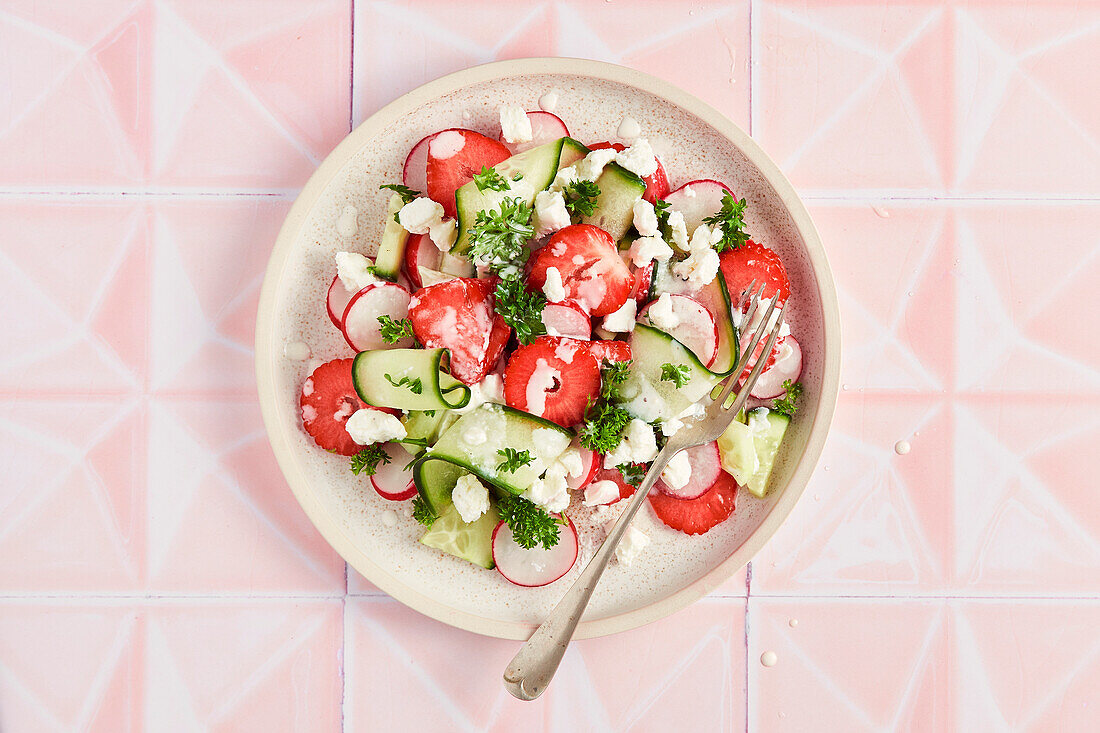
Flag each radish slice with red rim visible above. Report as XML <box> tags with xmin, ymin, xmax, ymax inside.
<box><xmin>541</xmin><ymin>302</ymin><xmax>591</xmax><ymax>340</ymax></box>
<box><xmin>638</xmin><ymin>294</ymin><xmax>719</xmax><ymax>367</ymax></box>
<box><xmin>327</xmin><ymin>276</ymin><xmax>355</xmax><ymax>329</ymax></box>
<box><xmin>370</xmin><ymin>443</ymin><xmax>417</xmax><ymax>501</ymax></box>
<box><xmin>663</xmin><ymin>179</ymin><xmax>734</xmax><ymax>232</ymax></box>
<box><xmin>656</xmin><ymin>441</ymin><xmax>721</xmax><ymax>500</ymax></box>
<box><xmin>565</xmin><ymin>445</ymin><xmax>598</xmax><ymax>492</ymax></box>
<box><xmin>502</xmin><ymin>111</ymin><xmax>570</xmax><ymax>154</ymax></box>
<box><xmin>403</xmin><ymin>129</ymin><xmax>464</xmax><ymax>192</ymax></box>
<box><xmin>750</xmin><ymin>336</ymin><xmax>802</xmax><ymax>399</ymax></box>
<box><xmin>492</xmin><ymin>518</ymin><xmax>579</xmax><ymax>587</ymax></box>
<box><xmin>402</xmin><ymin>233</ymin><xmax>440</xmax><ymax>289</ymax></box>
<box><xmin>341</xmin><ymin>282</ymin><xmax>413</xmax><ymax>351</ymax></box>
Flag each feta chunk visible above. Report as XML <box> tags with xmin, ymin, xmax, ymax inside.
<box><xmin>584</xmin><ymin>479</ymin><xmax>621</xmax><ymax>506</ymax></box>
<box><xmin>452</xmin><ymin>474</ymin><xmax>490</xmax><ymax>523</ymax></box>
<box><xmin>660</xmin><ymin>451</ymin><xmax>692</xmax><ymax>491</ymax></box>
<box><xmin>345</xmin><ymin>408</ymin><xmax>406</xmax><ymax>445</ymax></box>
<box><xmin>647</xmin><ymin>293</ymin><xmax>681</xmax><ymax>330</ymax></box>
<box><xmin>601</xmin><ymin>298</ymin><xmax>637</xmax><ymax>333</ymax></box>
<box><xmin>398</xmin><ymin>197</ymin><xmax>444</xmax><ymax>234</ymax></box>
<box><xmin>427</xmin><ymin>218</ymin><xmax>456</xmax><ymax>252</ymax></box>
<box><xmin>611</xmin><ymin>524</ymin><xmax>651</xmax><ymax>566</ymax></box>
<box><xmin>334</xmin><ymin>251</ymin><xmax>379</xmax><ymax>293</ymax></box>
<box><xmin>534</xmin><ymin>190</ymin><xmax>571</xmax><ymax>237</ymax></box>
<box><xmin>667</xmin><ymin>210</ymin><xmax>689</xmax><ymax>251</ymax></box>
<box><xmin>614</xmin><ymin>137</ymin><xmax>658</xmax><ymax>178</ymax></box>
<box><xmin>629</xmin><ymin>235</ymin><xmax>673</xmax><ymax>267</ymax></box>
<box><xmin>525</xmin><ymin>467</ymin><xmax>570</xmax><ymax>513</ymax></box>
<box><xmin>604</xmin><ymin>418</ymin><xmax>659</xmax><ymax>467</ymax></box>
<box><xmin>672</xmin><ymin>246</ymin><xmax>720</xmax><ymax>290</ymax></box>
<box><xmin>498</xmin><ymin>105</ymin><xmax>533</xmax><ymax>144</ymax></box>
<box><xmin>632</xmin><ymin>199</ymin><xmax>659</xmax><ymax>237</ymax></box>
<box><xmin>556</xmin><ymin>447</ymin><xmax>585</xmax><ymax>479</ymax></box>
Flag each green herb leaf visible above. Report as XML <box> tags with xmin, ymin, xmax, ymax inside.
<box><xmin>497</xmin><ymin>494</ymin><xmax>560</xmax><ymax>550</ymax></box>
<box><xmin>384</xmin><ymin>373</ymin><xmax>423</xmax><ymax>395</ymax></box>
<box><xmin>350</xmin><ymin>444</ymin><xmax>391</xmax><ymax>476</ymax></box>
<box><xmin>379</xmin><ymin>183</ymin><xmax>421</xmax><ymax>205</ymax></box>
<box><xmin>472</xmin><ymin>165</ymin><xmax>510</xmax><ymax>192</ymax></box>
<box><xmin>773</xmin><ymin>379</ymin><xmax>803</xmax><ymax>416</ymax></box>
<box><xmin>377</xmin><ymin>315</ymin><xmax>416</xmax><ymax>344</ymax></box>
<box><xmin>580</xmin><ymin>359</ymin><xmax>634</xmax><ymax>453</ymax></box>
<box><xmin>412</xmin><ymin>496</ymin><xmax>436</xmax><ymax>526</ymax></box>
<box><xmin>702</xmin><ymin>192</ymin><xmax>751</xmax><ymax>253</ymax></box>
<box><xmin>599</xmin><ymin>359</ymin><xmax>631</xmax><ymax>400</ymax></box>
<box><xmin>562</xmin><ymin>180</ymin><xmax>601</xmax><ymax>218</ymax></box>
<box><xmin>659</xmin><ymin>362</ymin><xmax>691</xmax><ymax>388</ymax></box>
<box><xmin>496</xmin><ymin>447</ymin><xmax>535</xmax><ymax>474</ymax></box>
<box><xmin>494</xmin><ymin>277</ymin><xmax>546</xmax><ymax>345</ymax></box>
<box><xmin>616</xmin><ymin>462</ymin><xmax>646</xmax><ymax>487</ymax></box>
<box><xmin>467</xmin><ymin>197</ymin><xmax>535</xmax><ymax>275</ymax></box>
<box><xmin>652</xmin><ymin>197</ymin><xmax>672</xmax><ymax>229</ymax></box>
<box><xmin>512</xmin><ymin>172</ymin><xmax>524</xmax><ymax>181</ymax></box>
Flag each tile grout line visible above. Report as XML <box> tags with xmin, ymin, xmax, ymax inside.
<box><xmin>744</xmin><ymin>562</ymin><xmax>753</xmax><ymax>733</ymax></box>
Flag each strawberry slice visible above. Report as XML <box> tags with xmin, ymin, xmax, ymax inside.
<box><xmin>648</xmin><ymin>470</ymin><xmax>738</xmax><ymax>535</ymax></box>
<box><xmin>584</xmin><ymin>339</ymin><xmax>632</xmax><ymax>365</ymax></box>
<box><xmin>589</xmin><ymin>141</ymin><xmax>670</xmax><ymax>203</ymax></box>
<box><xmin>527</xmin><ymin>224</ymin><xmax>632</xmax><ymax>317</ymax></box>
<box><xmin>719</xmin><ymin>240</ymin><xmax>791</xmax><ymax>303</ymax></box>
<box><xmin>503</xmin><ymin>336</ymin><xmax>600</xmax><ymax>427</ymax></box>
<box><xmin>425</xmin><ymin>129</ymin><xmax>511</xmax><ymax>218</ymax></box>
<box><xmin>300</xmin><ymin>358</ymin><xmax>366</xmax><ymax>456</ymax></box>
<box><xmin>629</xmin><ymin>259</ymin><xmax>655</xmax><ymax>305</ymax></box>
<box><xmin>592</xmin><ymin>462</ymin><xmax>642</xmax><ymax>503</ymax></box>
<box><xmin>408</xmin><ymin>277</ymin><xmax>509</xmax><ymax>385</ymax></box>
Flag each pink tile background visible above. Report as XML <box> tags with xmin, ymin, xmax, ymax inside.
<box><xmin>1</xmin><ymin>0</ymin><xmax>1098</xmax><ymax>730</ymax></box>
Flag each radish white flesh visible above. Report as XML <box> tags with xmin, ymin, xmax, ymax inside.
<box><xmin>542</xmin><ymin>302</ymin><xmax>591</xmax><ymax>339</ymax></box>
<box><xmin>565</xmin><ymin>446</ymin><xmax>598</xmax><ymax>492</ymax></box>
<box><xmin>403</xmin><ymin>233</ymin><xmax>440</xmax><ymax>288</ymax></box>
<box><xmin>403</xmin><ymin>130</ymin><xmax>460</xmax><ymax>192</ymax></box>
<box><xmin>639</xmin><ymin>294</ymin><xmax>719</xmax><ymax>367</ymax></box>
<box><xmin>751</xmin><ymin>336</ymin><xmax>802</xmax><ymax>399</ymax></box>
<box><xmin>492</xmin><ymin>518</ymin><xmax>579</xmax><ymax>587</ymax></box>
<box><xmin>664</xmin><ymin>179</ymin><xmax>733</xmax><ymax>232</ymax></box>
<box><xmin>503</xmin><ymin>111</ymin><xmax>570</xmax><ymax>154</ymax></box>
<box><xmin>656</xmin><ymin>441</ymin><xmax>721</xmax><ymax>500</ymax></box>
<box><xmin>327</xmin><ymin>275</ymin><xmax>354</xmax><ymax>329</ymax></box>
<box><xmin>341</xmin><ymin>282</ymin><xmax>413</xmax><ymax>351</ymax></box>
<box><xmin>370</xmin><ymin>443</ymin><xmax>417</xmax><ymax>500</ymax></box>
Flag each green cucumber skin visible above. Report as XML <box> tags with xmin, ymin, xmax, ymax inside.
<box><xmin>373</xmin><ymin>193</ymin><xmax>408</xmax><ymax>281</ymax></box>
<box><xmin>419</xmin><ymin>502</ymin><xmax>500</xmax><ymax>569</ymax></box>
<box><xmin>582</xmin><ymin>163</ymin><xmax>646</xmax><ymax>242</ymax></box>
<box><xmin>559</xmin><ymin>138</ymin><xmax>589</xmax><ymax>168</ymax></box>
<box><xmin>744</xmin><ymin>407</ymin><xmax>790</xmax><ymax>498</ymax></box>
<box><xmin>352</xmin><ymin>348</ymin><xmax>470</xmax><ymax>412</ymax></box>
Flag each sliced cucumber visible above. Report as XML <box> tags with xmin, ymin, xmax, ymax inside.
<box><xmin>651</xmin><ymin>267</ymin><xmax>740</xmax><ymax>376</ymax></box>
<box><xmin>453</xmin><ymin>138</ymin><xmax>567</xmax><ymax>256</ymax></box>
<box><xmin>402</xmin><ymin>410</ymin><xmax>447</xmax><ymax>445</ymax></box>
<box><xmin>352</xmin><ymin>348</ymin><xmax>471</xmax><ymax>411</ymax></box>
<box><xmin>413</xmin><ymin>457</ymin><xmax>464</xmax><ymax>514</ymax></box>
<box><xmin>559</xmin><ymin>137</ymin><xmax>589</xmax><ymax>169</ymax></box>
<box><xmin>372</xmin><ymin>193</ymin><xmax>408</xmax><ymax>281</ymax></box>
<box><xmin>420</xmin><ymin>500</ymin><xmax>500</xmax><ymax>569</ymax></box>
<box><xmin>743</xmin><ymin>407</ymin><xmax>790</xmax><ymax>498</ymax></box>
<box><xmin>717</xmin><ymin>413</ymin><xmax>756</xmax><ymax>485</ymax></box>
<box><xmin>582</xmin><ymin>163</ymin><xmax>646</xmax><ymax>242</ymax></box>
<box><xmin>621</xmin><ymin>323</ymin><xmax>722</xmax><ymax>422</ymax></box>
<box><xmin>439</xmin><ymin>253</ymin><xmax>474</xmax><ymax>277</ymax></box>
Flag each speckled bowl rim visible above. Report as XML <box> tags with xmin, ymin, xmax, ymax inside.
<box><xmin>256</xmin><ymin>58</ymin><xmax>841</xmax><ymax>640</ymax></box>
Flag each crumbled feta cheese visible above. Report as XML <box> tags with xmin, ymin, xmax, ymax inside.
<box><xmin>398</xmin><ymin>197</ymin><xmax>445</xmax><ymax>234</ymax></box>
<box><xmin>601</xmin><ymin>298</ymin><xmax>637</xmax><ymax>333</ymax></box>
<box><xmin>576</xmin><ymin>147</ymin><xmax>617</xmax><ymax>182</ymax></box>
<box><xmin>667</xmin><ymin>210</ymin><xmax>689</xmax><ymax>251</ymax></box>
<box><xmin>660</xmin><ymin>417</ymin><xmax>684</xmax><ymax>437</ymax></box>
<box><xmin>629</xmin><ymin>235</ymin><xmax>673</xmax><ymax>267</ymax></box>
<box><xmin>611</xmin><ymin>524</ymin><xmax>651</xmax><ymax>566</ymax></box>
<box><xmin>452</xmin><ymin>474</ymin><xmax>490</xmax><ymax>523</ymax></box>
<box><xmin>498</xmin><ymin>105</ymin><xmax>533</xmax><ymax>144</ymax></box>
<box><xmin>531</xmin><ymin>428</ymin><xmax>571</xmax><ymax>469</ymax></box>
<box><xmin>345</xmin><ymin>408</ymin><xmax>406</xmax><ymax>445</ymax></box>
<box><xmin>525</xmin><ymin>467</ymin><xmax>570</xmax><ymax>513</ymax></box>
<box><xmin>453</xmin><ymin>373</ymin><xmax>505</xmax><ymax>414</ymax></box>
<box><xmin>660</xmin><ymin>451</ymin><xmax>692</xmax><ymax>490</ymax></box>
<box><xmin>683</xmin><ymin>185</ymin><xmax>697</xmax><ymax>198</ymax></box>
<box><xmin>556</xmin><ymin>447</ymin><xmax>585</xmax><ymax>479</ymax></box>
<box><xmin>428</xmin><ymin>130</ymin><xmax>465</xmax><ymax>160</ymax></box>
<box><xmin>335</xmin><ymin>252</ymin><xmax>379</xmax><ymax>293</ymax></box>
<box><xmin>534</xmin><ymin>190</ymin><xmax>571</xmax><ymax>237</ymax></box>
<box><xmin>584</xmin><ymin>479</ymin><xmax>621</xmax><ymax>506</ymax></box>
<box><xmin>461</xmin><ymin>425</ymin><xmax>487</xmax><ymax>446</ymax></box>
<box><xmin>688</xmin><ymin>223</ymin><xmax>715</xmax><ymax>252</ymax></box>
<box><xmin>542</xmin><ymin>265</ymin><xmax>567</xmax><ymax>303</ymax></box>
<box><xmin>647</xmin><ymin>293</ymin><xmax>681</xmax><ymax>330</ymax></box>
<box><xmin>604</xmin><ymin>418</ymin><xmax>659</xmax><ymax>467</ymax></box>
<box><xmin>671</xmin><ymin>246</ymin><xmax>720</xmax><ymax>290</ymax></box>
<box><xmin>632</xmin><ymin>199</ymin><xmax>659</xmax><ymax>237</ymax></box>
<box><xmin>748</xmin><ymin>409</ymin><xmax>772</xmax><ymax>434</ymax></box>
<box><xmin>614</xmin><ymin>138</ymin><xmax>658</xmax><ymax>178</ymax></box>
<box><xmin>427</xmin><ymin>217</ymin><xmax>456</xmax><ymax>252</ymax></box>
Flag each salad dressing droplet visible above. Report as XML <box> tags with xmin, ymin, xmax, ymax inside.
<box><xmin>894</xmin><ymin>440</ymin><xmax>911</xmax><ymax>455</ymax></box>
<box><xmin>760</xmin><ymin>651</ymin><xmax>778</xmax><ymax>667</ymax></box>
<box><xmin>538</xmin><ymin>91</ymin><xmax>559</xmax><ymax>113</ymax></box>
<box><xmin>336</xmin><ymin>205</ymin><xmax>358</xmax><ymax>238</ymax></box>
<box><xmin>284</xmin><ymin>341</ymin><xmax>311</xmax><ymax>361</ymax></box>
<box><xmin>616</xmin><ymin>116</ymin><xmax>641</xmax><ymax>142</ymax></box>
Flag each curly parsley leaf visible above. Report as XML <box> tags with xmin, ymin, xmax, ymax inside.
<box><xmin>494</xmin><ymin>277</ymin><xmax>547</xmax><ymax>345</ymax></box>
<box><xmin>497</xmin><ymin>494</ymin><xmax>560</xmax><ymax>550</ymax></box>
<box><xmin>616</xmin><ymin>462</ymin><xmax>646</xmax><ymax>487</ymax></box>
<box><xmin>384</xmin><ymin>373</ymin><xmax>423</xmax><ymax>395</ymax></box>
<box><xmin>773</xmin><ymin>379</ymin><xmax>803</xmax><ymax>416</ymax></box>
<box><xmin>497</xmin><ymin>447</ymin><xmax>535</xmax><ymax>474</ymax></box>
<box><xmin>599</xmin><ymin>359</ymin><xmax>631</xmax><ymax>400</ymax></box>
<box><xmin>473</xmin><ymin>165</ymin><xmax>510</xmax><ymax>192</ymax></box>
<box><xmin>660</xmin><ymin>362</ymin><xmax>691</xmax><ymax>388</ymax></box>
<box><xmin>379</xmin><ymin>183</ymin><xmax>420</xmax><ymax>205</ymax></box>
<box><xmin>350</xmin><ymin>444</ymin><xmax>391</xmax><ymax>476</ymax></box>
<box><xmin>377</xmin><ymin>315</ymin><xmax>416</xmax><ymax>344</ymax></box>
<box><xmin>580</xmin><ymin>360</ymin><xmax>634</xmax><ymax>453</ymax></box>
<box><xmin>562</xmin><ymin>180</ymin><xmax>601</xmax><ymax>218</ymax></box>
<box><xmin>467</xmin><ymin>197</ymin><xmax>535</xmax><ymax>275</ymax></box>
<box><xmin>411</xmin><ymin>496</ymin><xmax>436</xmax><ymax>527</ymax></box>
<box><xmin>652</xmin><ymin>198</ymin><xmax>672</xmax><ymax>229</ymax></box>
<box><xmin>702</xmin><ymin>192</ymin><xmax>751</xmax><ymax>253</ymax></box>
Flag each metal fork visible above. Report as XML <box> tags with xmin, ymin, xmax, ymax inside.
<box><xmin>503</xmin><ymin>283</ymin><xmax>787</xmax><ymax>701</ymax></box>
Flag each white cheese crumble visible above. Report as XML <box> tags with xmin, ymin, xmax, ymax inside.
<box><xmin>427</xmin><ymin>218</ymin><xmax>456</xmax><ymax>252</ymax></box>
<box><xmin>398</xmin><ymin>197</ymin><xmax>457</xmax><ymax>252</ymax></box>
<box><xmin>603</xmin><ymin>418</ymin><xmax>659</xmax><ymax>467</ymax></box>
<box><xmin>632</xmin><ymin>199</ymin><xmax>659</xmax><ymax>237</ymax></box>
<box><xmin>601</xmin><ymin>298</ymin><xmax>637</xmax><ymax>333</ymax></box>
<box><xmin>334</xmin><ymin>252</ymin><xmax>379</xmax><ymax>293</ymax></box>
<box><xmin>614</xmin><ymin>138</ymin><xmax>658</xmax><ymax>178</ymax></box>
<box><xmin>671</xmin><ymin>228</ymin><xmax>720</xmax><ymax>290</ymax></box>
<box><xmin>666</xmin><ymin>210</ymin><xmax>689</xmax><ymax>251</ymax></box>
<box><xmin>452</xmin><ymin>474</ymin><xmax>490</xmax><ymax>523</ymax></box>
<box><xmin>629</xmin><ymin>235</ymin><xmax>673</xmax><ymax>267</ymax></box>
<box><xmin>498</xmin><ymin>105</ymin><xmax>533</xmax><ymax>144</ymax></box>
<box><xmin>660</xmin><ymin>451</ymin><xmax>692</xmax><ymax>491</ymax></box>
<box><xmin>453</xmin><ymin>373</ymin><xmax>505</xmax><ymax>414</ymax></box>
<box><xmin>428</xmin><ymin>130</ymin><xmax>465</xmax><ymax>159</ymax></box>
<box><xmin>647</xmin><ymin>293</ymin><xmax>681</xmax><ymax>330</ymax></box>
<box><xmin>584</xmin><ymin>479</ymin><xmax>620</xmax><ymax>506</ymax></box>
<box><xmin>345</xmin><ymin>409</ymin><xmax>406</xmax><ymax>445</ymax></box>
<box><xmin>610</xmin><ymin>523</ymin><xmax>651</xmax><ymax>566</ymax></box>
<box><xmin>534</xmin><ymin>190</ymin><xmax>571</xmax><ymax>237</ymax></box>
<box><xmin>551</xmin><ymin>148</ymin><xmax>617</xmax><ymax>193</ymax></box>
<box><xmin>542</xmin><ymin>266</ymin><xmax>566</xmax><ymax>303</ymax></box>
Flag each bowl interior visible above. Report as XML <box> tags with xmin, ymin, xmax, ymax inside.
<box><xmin>256</xmin><ymin>61</ymin><xmax>839</xmax><ymax>639</ymax></box>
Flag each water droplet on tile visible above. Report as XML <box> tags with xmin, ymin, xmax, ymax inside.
<box><xmin>894</xmin><ymin>440</ymin><xmax>911</xmax><ymax>455</ymax></box>
<box><xmin>872</xmin><ymin>205</ymin><xmax>891</xmax><ymax>218</ymax></box>
<box><xmin>788</xmin><ymin>618</ymin><xmax>799</xmax><ymax>628</ymax></box>
<box><xmin>778</xmin><ymin>711</ymin><xmax>787</xmax><ymax>719</ymax></box>
<box><xmin>907</xmin><ymin>290</ymin><xmax>915</xmax><ymax>297</ymax></box>
<box><xmin>842</xmin><ymin>384</ymin><xmax>849</xmax><ymax>391</ymax></box>
<box><xmin>760</xmin><ymin>651</ymin><xmax>778</xmax><ymax>667</ymax></box>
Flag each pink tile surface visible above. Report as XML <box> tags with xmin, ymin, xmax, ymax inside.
<box><xmin>2</xmin><ymin>0</ymin><xmax>1099</xmax><ymax>729</ymax></box>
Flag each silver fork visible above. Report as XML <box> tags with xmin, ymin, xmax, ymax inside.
<box><xmin>503</xmin><ymin>283</ymin><xmax>787</xmax><ymax>701</ymax></box>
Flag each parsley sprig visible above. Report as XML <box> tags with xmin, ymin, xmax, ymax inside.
<box><xmin>660</xmin><ymin>362</ymin><xmax>691</xmax><ymax>388</ymax></box>
<box><xmin>773</xmin><ymin>379</ymin><xmax>802</xmax><ymax>416</ymax></box>
<box><xmin>473</xmin><ymin>165</ymin><xmax>510</xmax><ymax>192</ymax></box>
<box><xmin>412</xmin><ymin>496</ymin><xmax>436</xmax><ymax>526</ymax></box>
<box><xmin>562</xmin><ymin>180</ymin><xmax>601</xmax><ymax>218</ymax></box>
<box><xmin>350</xmin><ymin>445</ymin><xmax>391</xmax><ymax>476</ymax></box>
<box><xmin>498</xmin><ymin>494</ymin><xmax>560</xmax><ymax>550</ymax></box>
<box><xmin>497</xmin><ymin>447</ymin><xmax>535</xmax><ymax>474</ymax></box>
<box><xmin>579</xmin><ymin>360</ymin><xmax>633</xmax><ymax>454</ymax></box>
<box><xmin>377</xmin><ymin>315</ymin><xmax>416</xmax><ymax>344</ymax></box>
<box><xmin>702</xmin><ymin>192</ymin><xmax>751</xmax><ymax>253</ymax></box>
<box><xmin>384</xmin><ymin>373</ymin><xmax>423</xmax><ymax>394</ymax></box>
<box><xmin>467</xmin><ymin>197</ymin><xmax>535</xmax><ymax>274</ymax></box>
<box><xmin>379</xmin><ymin>183</ymin><xmax>420</xmax><ymax>205</ymax></box>
<box><xmin>652</xmin><ymin>198</ymin><xmax>672</xmax><ymax>229</ymax></box>
<box><xmin>494</xmin><ymin>278</ymin><xmax>546</xmax><ymax>345</ymax></box>
<box><xmin>616</xmin><ymin>462</ymin><xmax>646</xmax><ymax>488</ymax></box>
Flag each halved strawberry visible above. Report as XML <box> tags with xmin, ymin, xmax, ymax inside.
<box><xmin>425</xmin><ymin>129</ymin><xmax>511</xmax><ymax>218</ymax></box>
<box><xmin>527</xmin><ymin>224</ymin><xmax>632</xmax><ymax>317</ymax></box>
<box><xmin>408</xmin><ymin>277</ymin><xmax>509</xmax><ymax>385</ymax></box>
<box><xmin>648</xmin><ymin>470</ymin><xmax>738</xmax><ymax>535</ymax></box>
<box><xmin>719</xmin><ymin>240</ymin><xmax>791</xmax><ymax>303</ymax></box>
<box><xmin>300</xmin><ymin>358</ymin><xmax>366</xmax><ymax>456</ymax></box>
<box><xmin>503</xmin><ymin>336</ymin><xmax>600</xmax><ymax>427</ymax></box>
<box><xmin>584</xmin><ymin>339</ymin><xmax>632</xmax><ymax>365</ymax></box>
<box><xmin>588</xmin><ymin>141</ymin><xmax>670</xmax><ymax>203</ymax></box>
<box><xmin>592</xmin><ymin>462</ymin><xmax>642</xmax><ymax>503</ymax></box>
<box><xmin>629</xmin><ymin>260</ymin><xmax>655</xmax><ymax>305</ymax></box>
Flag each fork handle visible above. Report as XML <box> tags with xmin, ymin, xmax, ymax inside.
<box><xmin>502</xmin><ymin>449</ymin><xmax>676</xmax><ymax>700</ymax></box>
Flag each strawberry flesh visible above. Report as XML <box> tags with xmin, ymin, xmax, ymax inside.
<box><xmin>527</xmin><ymin>224</ymin><xmax>632</xmax><ymax>317</ymax></box>
<box><xmin>408</xmin><ymin>277</ymin><xmax>509</xmax><ymax>385</ymax></box>
<box><xmin>300</xmin><ymin>358</ymin><xmax>367</xmax><ymax>456</ymax></box>
<box><xmin>648</xmin><ymin>470</ymin><xmax>738</xmax><ymax>535</ymax></box>
<box><xmin>426</xmin><ymin>129</ymin><xmax>511</xmax><ymax>218</ymax></box>
<box><xmin>503</xmin><ymin>336</ymin><xmax>600</xmax><ymax>427</ymax></box>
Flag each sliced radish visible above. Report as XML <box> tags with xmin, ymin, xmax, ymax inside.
<box><xmin>501</xmin><ymin>111</ymin><xmax>570</xmax><ymax>154</ymax></box>
<box><xmin>402</xmin><ymin>233</ymin><xmax>440</xmax><ymax>288</ymax></box>
<box><xmin>751</xmin><ymin>336</ymin><xmax>802</xmax><ymax>399</ymax></box>
<box><xmin>565</xmin><ymin>445</ymin><xmax>598</xmax><ymax>492</ymax></box>
<box><xmin>542</xmin><ymin>302</ymin><xmax>591</xmax><ymax>339</ymax></box>
<box><xmin>656</xmin><ymin>441</ymin><xmax>721</xmax><ymax>500</ymax></box>
<box><xmin>403</xmin><ymin>129</ymin><xmax>463</xmax><ymax>192</ymax></box>
<box><xmin>341</xmin><ymin>282</ymin><xmax>413</xmax><ymax>351</ymax></box>
<box><xmin>639</xmin><ymin>294</ymin><xmax>719</xmax><ymax>367</ymax></box>
<box><xmin>370</xmin><ymin>442</ymin><xmax>417</xmax><ymax>501</ymax></box>
<box><xmin>630</xmin><ymin>261</ymin><xmax>655</xmax><ymax>305</ymax></box>
<box><xmin>664</xmin><ymin>179</ymin><xmax>734</xmax><ymax>232</ymax></box>
<box><xmin>492</xmin><ymin>518</ymin><xmax>579</xmax><ymax>587</ymax></box>
<box><xmin>327</xmin><ymin>275</ymin><xmax>354</xmax><ymax>329</ymax></box>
